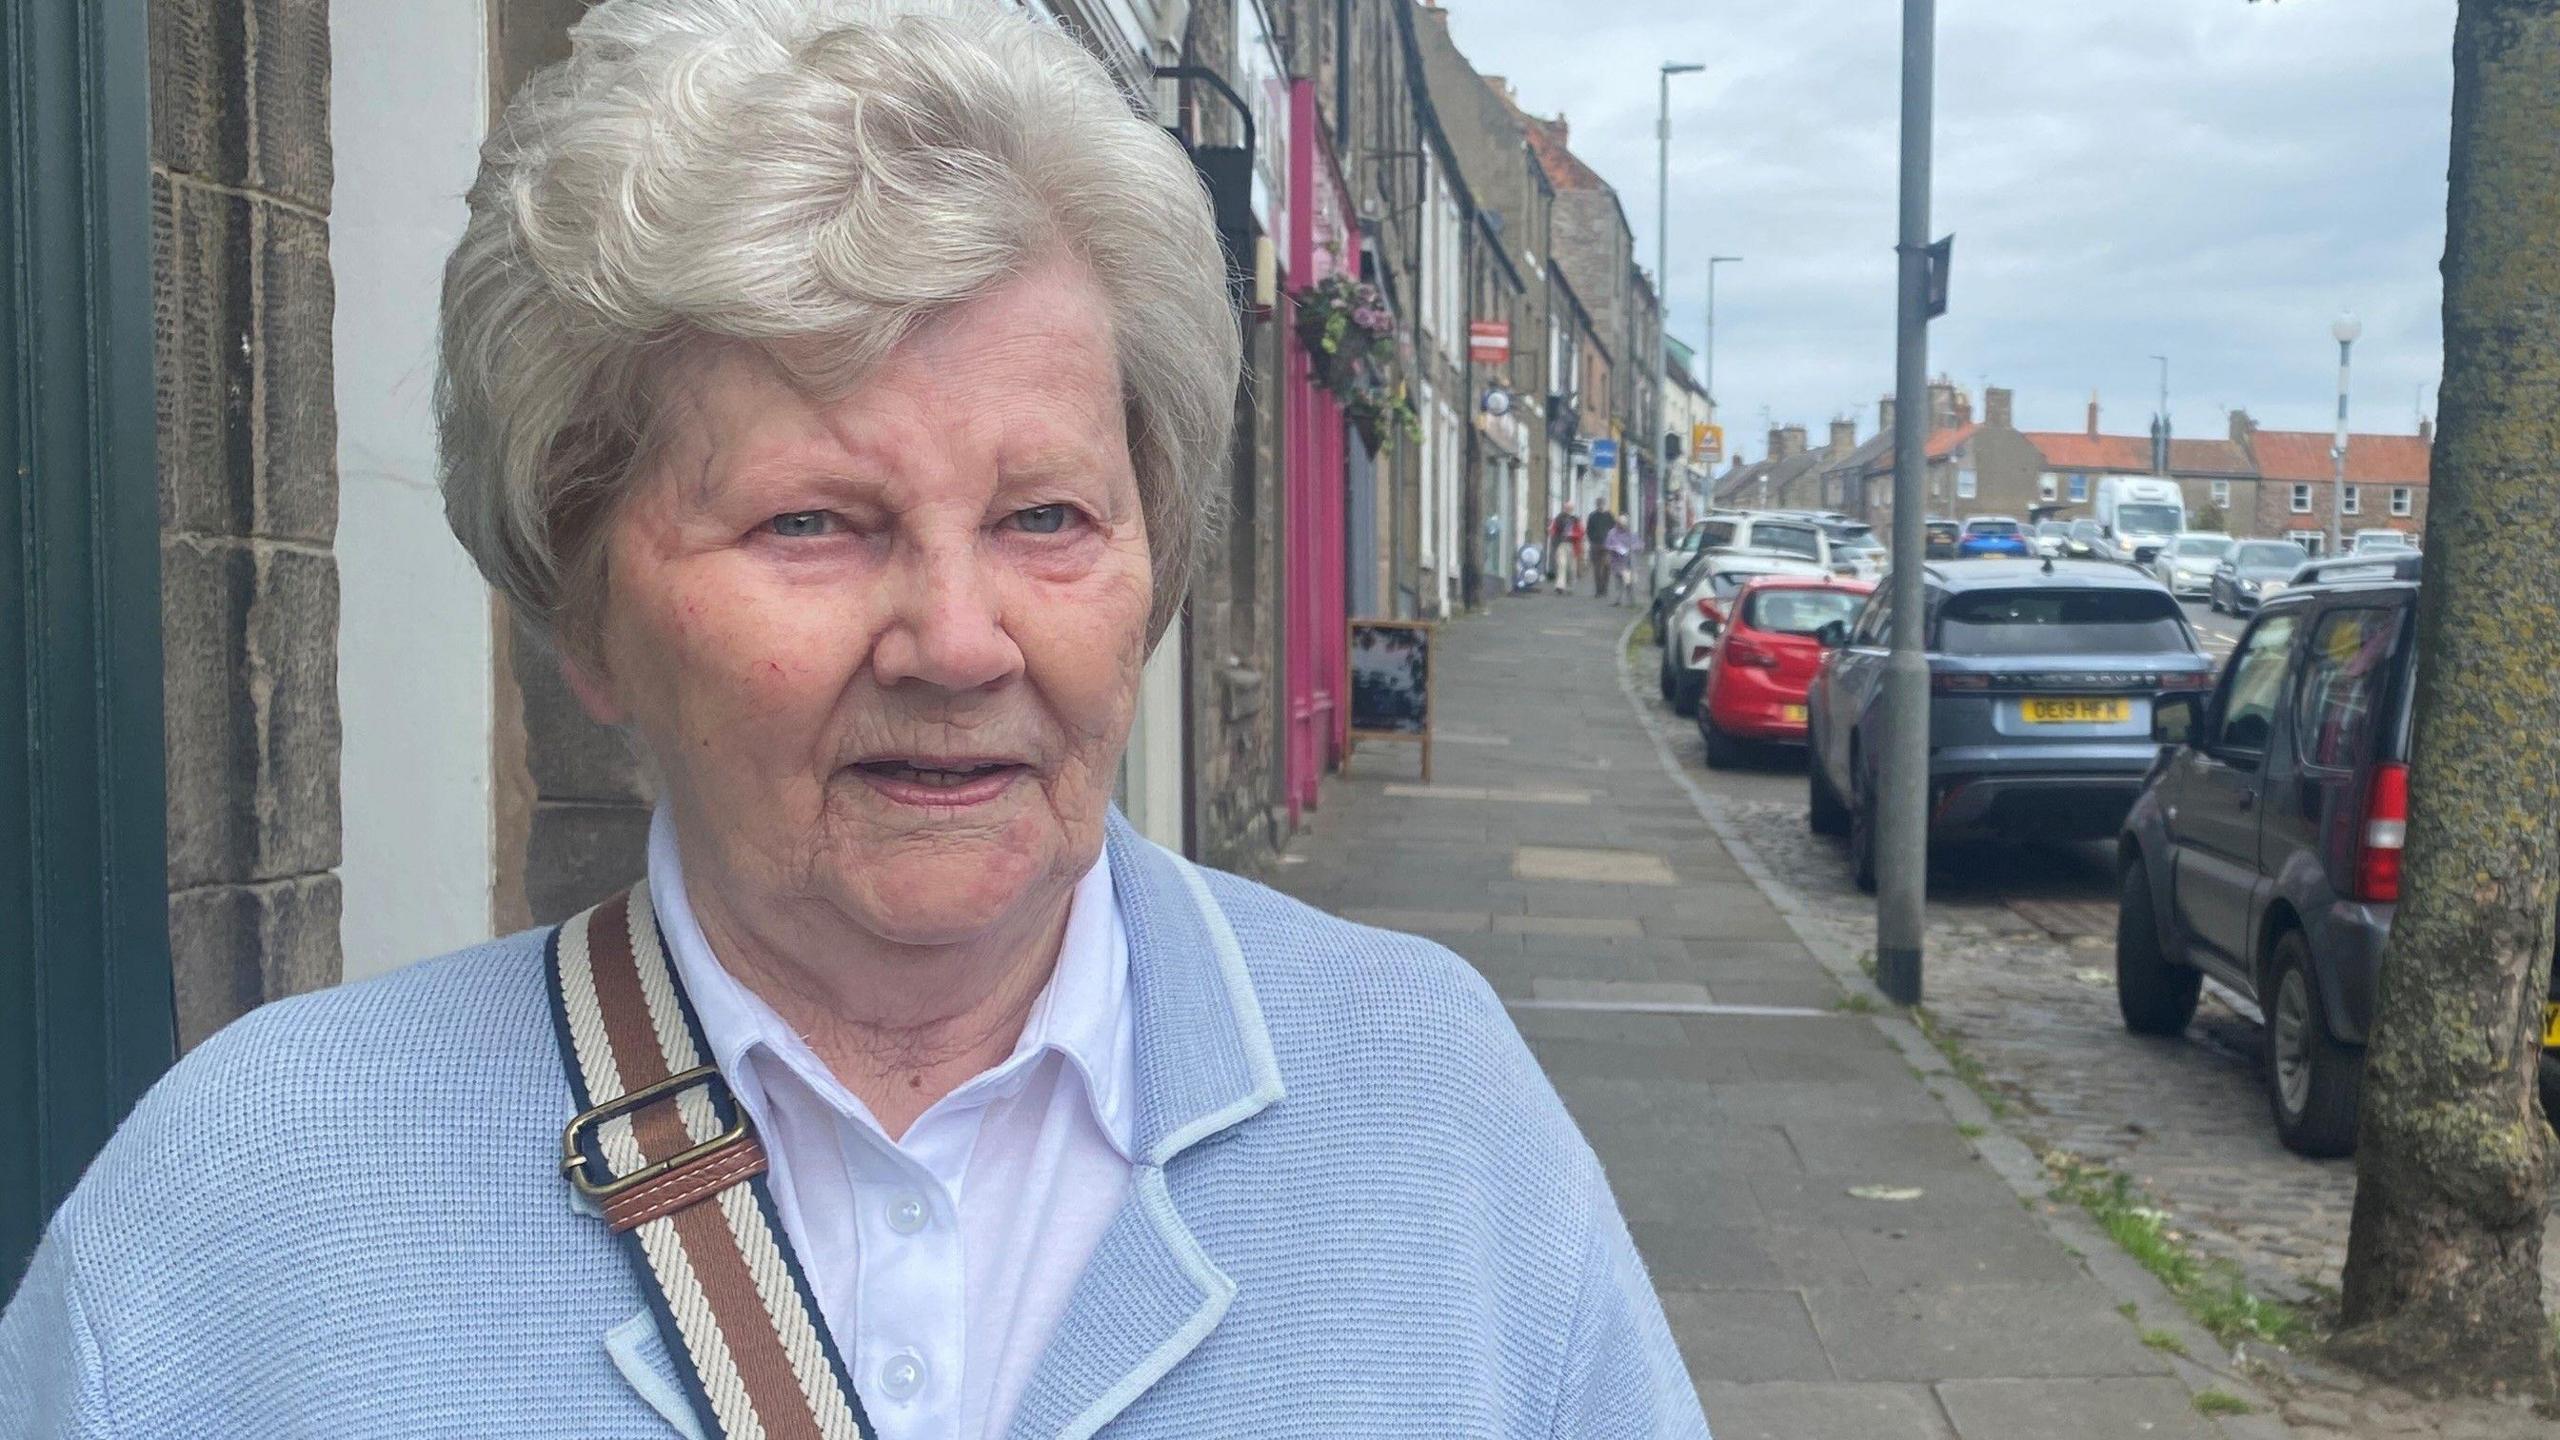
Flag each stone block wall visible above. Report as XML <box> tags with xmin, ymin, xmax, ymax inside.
<box><xmin>150</xmin><ymin>0</ymin><xmax>344</xmax><ymax>1047</ymax></box>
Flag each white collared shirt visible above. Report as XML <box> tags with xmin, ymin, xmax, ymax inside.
<box><xmin>648</xmin><ymin>810</ymin><xmax>1138</xmax><ymax>1440</ymax></box>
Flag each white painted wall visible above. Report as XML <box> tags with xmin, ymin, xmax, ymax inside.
<box><xmin>332</xmin><ymin>0</ymin><xmax>494</xmax><ymax>981</ymax></box>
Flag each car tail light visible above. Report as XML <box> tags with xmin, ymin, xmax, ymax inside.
<box><xmin>2354</xmin><ymin>762</ymin><xmax>2408</xmax><ymax>903</ymax></box>
<box><xmin>1724</xmin><ymin>638</ymin><xmax>1779</xmax><ymax>669</ymax></box>
<box><xmin>1695</xmin><ymin>597</ymin><xmax>1724</xmax><ymax>624</ymax></box>
<box><xmin>1930</xmin><ymin>672</ymin><xmax>1991</xmax><ymax>693</ymax></box>
<box><xmin>2159</xmin><ymin>671</ymin><xmax>2215</xmax><ymax>692</ymax></box>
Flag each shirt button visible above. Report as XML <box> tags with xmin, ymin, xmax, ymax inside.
<box><xmin>886</xmin><ymin>1192</ymin><xmax>929</xmax><ymax>1235</ymax></box>
<box><xmin>880</xmin><ymin>1351</ymin><xmax>926</xmax><ymax>1401</ymax></box>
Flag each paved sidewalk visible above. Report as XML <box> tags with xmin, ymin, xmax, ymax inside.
<box><xmin>1263</xmin><ymin>592</ymin><xmax>2252</xmax><ymax>1440</ymax></box>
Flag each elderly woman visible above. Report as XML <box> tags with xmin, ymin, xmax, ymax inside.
<box><xmin>0</xmin><ymin>2</ymin><xmax>1705</xmax><ymax>1436</ymax></box>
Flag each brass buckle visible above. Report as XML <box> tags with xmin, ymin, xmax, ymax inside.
<box><xmin>560</xmin><ymin>1064</ymin><xmax>752</xmax><ymax>1201</ymax></box>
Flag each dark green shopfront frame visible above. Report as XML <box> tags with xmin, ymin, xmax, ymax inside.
<box><xmin>3</xmin><ymin>1</ymin><xmax>178</xmax><ymax>1295</ymax></box>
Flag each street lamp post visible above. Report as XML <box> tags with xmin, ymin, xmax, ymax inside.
<box><xmin>2331</xmin><ymin>314</ymin><xmax>2361</xmax><ymax>557</ymax></box>
<box><xmin>1655</xmin><ymin>61</ymin><xmax>1704</xmax><ymax>557</ymax></box>
<box><xmin>1706</xmin><ymin>255</ymin><xmax>1743</xmax><ymax>416</ymax></box>
<box><xmin>1877</xmin><ymin>0</ymin><xmax>1936</xmax><ymax>1007</ymax></box>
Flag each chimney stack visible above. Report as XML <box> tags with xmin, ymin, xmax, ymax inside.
<box><xmin>2419</xmin><ymin>417</ymin><xmax>2435</xmax><ymax>443</ymax></box>
<box><xmin>1984</xmin><ymin>386</ymin><xmax>2013</xmax><ymax>430</ymax></box>
<box><xmin>2086</xmin><ymin>393</ymin><xmax>2101</xmax><ymax>439</ymax></box>
<box><xmin>1830</xmin><ymin>419</ymin><xmax>1858</xmax><ymax>455</ymax></box>
<box><xmin>2229</xmin><ymin>407</ymin><xmax>2255</xmax><ymax>446</ymax></box>
<box><xmin>1878</xmin><ymin>394</ymin><xmax>1896</xmax><ymax>437</ymax></box>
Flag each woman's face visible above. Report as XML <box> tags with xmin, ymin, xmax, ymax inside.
<box><xmin>572</xmin><ymin>260</ymin><xmax>1152</xmax><ymax>950</ymax></box>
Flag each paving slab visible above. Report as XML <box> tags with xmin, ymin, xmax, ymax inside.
<box><xmin>1806</xmin><ymin>1283</ymin><xmax>2172</xmax><ymax>1381</ymax></box>
<box><xmin>1933</xmin><ymin>1377</ymin><xmax>2226</xmax><ymax>1440</ymax></box>
<box><xmin>1695</xmin><ymin>1381</ymin><xmax>1958</xmax><ymax>1440</ymax></box>
<box><xmin>1659</xmin><ymin>1288</ymin><xmax>1836</xmax><ymax>1383</ymax></box>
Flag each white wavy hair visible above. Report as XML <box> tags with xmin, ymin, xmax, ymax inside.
<box><xmin>437</xmin><ymin>0</ymin><xmax>1238</xmax><ymax>647</ymax></box>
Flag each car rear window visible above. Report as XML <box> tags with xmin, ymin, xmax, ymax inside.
<box><xmin>1965</xmin><ymin>521</ymin><xmax>2021</xmax><ymax>536</ymax></box>
<box><xmin>2236</xmin><ymin>541</ymin><xmax>2309</xmax><ymax>570</ymax></box>
<box><xmin>2296</xmin><ymin>608</ymin><xmax>2401</xmax><ymax>768</ymax></box>
<box><xmin>1744</xmin><ymin>588</ymin><xmax>1867</xmax><ymax>636</ymax></box>
<box><xmin>1753</xmin><ymin>524</ymin><xmax>1822</xmax><ymax>559</ymax></box>
<box><xmin>1935</xmin><ymin>588</ymin><xmax>2192</xmax><ymax>656</ymax></box>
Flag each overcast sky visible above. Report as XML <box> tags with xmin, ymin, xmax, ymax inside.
<box><xmin>1432</xmin><ymin>0</ymin><xmax>2456</xmax><ymax>462</ymax></box>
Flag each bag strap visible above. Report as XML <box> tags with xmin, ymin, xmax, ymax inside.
<box><xmin>547</xmin><ymin>883</ymin><xmax>876</xmax><ymax>1440</ymax></box>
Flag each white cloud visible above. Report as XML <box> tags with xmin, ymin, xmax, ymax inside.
<box><xmin>1433</xmin><ymin>0</ymin><xmax>2454</xmax><ymax>456</ymax></box>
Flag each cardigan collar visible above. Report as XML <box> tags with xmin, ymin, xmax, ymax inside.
<box><xmin>606</xmin><ymin>808</ymin><xmax>1286</xmax><ymax>1439</ymax></box>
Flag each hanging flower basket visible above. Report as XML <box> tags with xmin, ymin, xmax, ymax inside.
<box><xmin>1293</xmin><ymin>275</ymin><xmax>1419</xmax><ymax>445</ymax></box>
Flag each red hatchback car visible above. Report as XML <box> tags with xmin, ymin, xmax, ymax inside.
<box><xmin>1699</xmin><ymin>576</ymin><xmax>1875</xmax><ymax>768</ymax></box>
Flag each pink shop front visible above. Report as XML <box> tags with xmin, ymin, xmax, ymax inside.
<box><xmin>1280</xmin><ymin>79</ymin><xmax>1360</xmax><ymax>827</ymax></box>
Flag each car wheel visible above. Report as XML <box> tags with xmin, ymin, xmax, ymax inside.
<box><xmin>1808</xmin><ymin>749</ymin><xmax>1850</xmax><ymax>837</ymax></box>
<box><xmin>1702</xmin><ymin>718</ymin><xmax>1743</xmax><ymax>770</ymax></box>
<box><xmin>1671</xmin><ymin>670</ymin><xmax>1704</xmax><ymax>718</ymax></box>
<box><xmin>2264</xmin><ymin>930</ymin><xmax>2361</xmax><ymax>1158</ymax></box>
<box><xmin>1657</xmin><ymin>647</ymin><xmax>1675</xmax><ymax>702</ymax></box>
<box><xmin>2115</xmin><ymin>861</ymin><xmax>2200</xmax><ymax>1035</ymax></box>
<box><xmin>1848</xmin><ymin>765</ymin><xmax>1880</xmax><ymax>895</ymax></box>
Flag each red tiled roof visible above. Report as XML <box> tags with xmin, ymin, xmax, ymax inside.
<box><xmin>2249</xmin><ymin>430</ymin><xmax>2431</xmax><ymax>486</ymax></box>
<box><xmin>2168</xmin><ymin>439</ymin><xmax>2254</xmax><ymax>477</ymax></box>
<box><xmin>2023</xmin><ymin>433</ymin><xmax>2153</xmax><ymax>472</ymax></box>
<box><xmin>1926</xmin><ymin>422</ymin><xmax>1978</xmax><ymax>460</ymax></box>
<box><xmin>1520</xmin><ymin>113</ymin><xmax>1608</xmax><ymax>192</ymax></box>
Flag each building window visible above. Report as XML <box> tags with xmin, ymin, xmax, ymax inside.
<box><xmin>2039</xmin><ymin>473</ymin><xmax>2058</xmax><ymax>501</ymax></box>
<box><xmin>2342</xmin><ymin>485</ymin><xmax>2361</xmax><ymax>516</ymax></box>
<box><xmin>2391</xmin><ymin>486</ymin><xmax>2413</xmax><ymax>517</ymax></box>
<box><xmin>1956</xmin><ymin>466</ymin><xmax>1977</xmax><ymax>499</ymax></box>
<box><xmin>2211</xmin><ymin>480</ymin><xmax>2231</xmax><ymax>508</ymax></box>
<box><xmin>2290</xmin><ymin>483</ymin><xmax>2313</xmax><ymax>513</ymax></box>
<box><xmin>2068</xmin><ymin>474</ymin><xmax>2088</xmax><ymax>502</ymax></box>
<box><xmin>2288</xmin><ymin>528</ymin><xmax>2326</xmax><ymax>554</ymax></box>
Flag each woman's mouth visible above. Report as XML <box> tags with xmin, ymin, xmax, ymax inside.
<box><xmin>849</xmin><ymin>758</ymin><xmax>1029</xmax><ymax>808</ymax></box>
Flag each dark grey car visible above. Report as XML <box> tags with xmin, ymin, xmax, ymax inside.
<box><xmin>1805</xmin><ymin>559</ymin><xmax>2216</xmax><ymax>894</ymax></box>
<box><xmin>2118</xmin><ymin>570</ymin><xmax>2560</xmax><ymax>1155</ymax></box>
<box><xmin>2208</xmin><ymin>539</ymin><xmax>2310</xmax><ymax>616</ymax></box>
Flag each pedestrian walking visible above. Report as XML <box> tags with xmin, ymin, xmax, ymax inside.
<box><xmin>0</xmin><ymin>3</ymin><xmax>1709</xmax><ymax>1435</ymax></box>
<box><xmin>1548</xmin><ymin>504</ymin><xmax>1579</xmax><ymax>592</ymax></box>
<box><xmin>1605</xmin><ymin>519</ymin><xmax>1639</xmax><ymax>607</ymax></box>
<box><xmin>1586</xmin><ymin>504</ymin><xmax>1617</xmax><ymax>598</ymax></box>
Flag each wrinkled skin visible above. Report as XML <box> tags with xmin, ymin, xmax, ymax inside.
<box><xmin>565</xmin><ymin>259</ymin><xmax>1151</xmax><ymax>1097</ymax></box>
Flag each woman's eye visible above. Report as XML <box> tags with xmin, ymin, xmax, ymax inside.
<box><xmin>766</xmin><ymin>511</ymin><xmax>834</xmax><ymax>538</ymax></box>
<box><xmin>1012</xmin><ymin>504</ymin><xmax>1074</xmax><ymax>535</ymax></box>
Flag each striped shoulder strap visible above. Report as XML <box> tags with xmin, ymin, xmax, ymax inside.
<box><xmin>547</xmin><ymin>882</ymin><xmax>876</xmax><ymax>1440</ymax></box>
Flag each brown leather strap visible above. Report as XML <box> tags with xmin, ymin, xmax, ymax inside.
<box><xmin>550</xmin><ymin>885</ymin><xmax>874</xmax><ymax>1440</ymax></box>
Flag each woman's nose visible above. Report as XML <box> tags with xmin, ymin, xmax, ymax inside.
<box><xmin>869</xmin><ymin>540</ymin><xmax>1024</xmax><ymax>694</ymax></box>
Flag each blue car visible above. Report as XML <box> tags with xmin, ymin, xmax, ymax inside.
<box><xmin>1955</xmin><ymin>516</ymin><xmax>2033</xmax><ymax>559</ymax></box>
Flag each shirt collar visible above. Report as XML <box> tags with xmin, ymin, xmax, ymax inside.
<box><xmin>644</xmin><ymin>806</ymin><xmax>1135</xmax><ymax>1161</ymax></box>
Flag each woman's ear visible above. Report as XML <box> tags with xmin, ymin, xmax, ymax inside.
<box><xmin>558</xmin><ymin>634</ymin><xmax>629</xmax><ymax>727</ymax></box>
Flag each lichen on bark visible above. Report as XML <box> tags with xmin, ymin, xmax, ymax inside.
<box><xmin>2333</xmin><ymin>0</ymin><xmax>2560</xmax><ymax>1399</ymax></box>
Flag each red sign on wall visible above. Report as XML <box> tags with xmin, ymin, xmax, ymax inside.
<box><xmin>1468</xmin><ymin>320</ymin><xmax>1511</xmax><ymax>366</ymax></box>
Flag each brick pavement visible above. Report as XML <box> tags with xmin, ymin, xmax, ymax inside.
<box><xmin>1261</xmin><ymin>592</ymin><xmax>2256</xmax><ymax>1439</ymax></box>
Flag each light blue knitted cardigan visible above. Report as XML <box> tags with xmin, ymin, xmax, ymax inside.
<box><xmin>2</xmin><ymin>816</ymin><xmax>1709</xmax><ymax>1438</ymax></box>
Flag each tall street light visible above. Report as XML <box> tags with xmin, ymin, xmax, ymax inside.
<box><xmin>1876</xmin><ymin>0</ymin><xmax>1936</xmax><ymax>1007</ymax></box>
<box><xmin>2331</xmin><ymin>313</ymin><xmax>2361</xmax><ymax>557</ymax></box>
<box><xmin>1706</xmin><ymin>255</ymin><xmax>1743</xmax><ymax>416</ymax></box>
<box><xmin>1655</xmin><ymin>61</ymin><xmax>1704</xmax><ymax>555</ymax></box>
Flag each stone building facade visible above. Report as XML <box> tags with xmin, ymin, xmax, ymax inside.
<box><xmin>150</xmin><ymin>0</ymin><xmax>344</xmax><ymax>1045</ymax></box>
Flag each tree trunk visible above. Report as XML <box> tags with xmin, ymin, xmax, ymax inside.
<box><xmin>2333</xmin><ymin>0</ymin><xmax>2560</xmax><ymax>1398</ymax></box>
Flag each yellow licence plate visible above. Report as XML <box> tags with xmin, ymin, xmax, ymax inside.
<box><xmin>1781</xmin><ymin>704</ymin><xmax>1808</xmax><ymax>724</ymax></box>
<box><xmin>2022</xmin><ymin>696</ymin><xmax>2131</xmax><ymax>724</ymax></box>
<box><xmin>2544</xmin><ymin>1004</ymin><xmax>2560</xmax><ymax>1048</ymax></box>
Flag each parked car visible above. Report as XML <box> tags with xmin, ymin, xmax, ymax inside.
<box><xmin>2032</xmin><ymin>520</ymin><xmax>2073</xmax><ymax>558</ymax></box>
<box><xmin>2149</xmin><ymin>532</ymin><xmax>2234</xmax><ymax>599</ymax></box>
<box><xmin>1659</xmin><ymin>550</ymin><xmax>1830</xmax><ymax>715</ymax></box>
<box><xmin>1806</xmin><ymin>559</ymin><xmax>2215</xmax><ymax>893</ymax></box>
<box><xmin>2117</xmin><ymin>567</ymin><xmax>2560</xmax><ymax>1155</ymax></box>
<box><xmin>2346</xmin><ymin>528</ymin><xmax>2416</xmax><ymax>555</ymax></box>
<box><xmin>2063</xmin><ymin>518</ymin><xmax>2125</xmax><ymax>562</ymax></box>
<box><xmin>2209</xmin><ymin>539</ymin><xmax>2312</xmax><ymax>615</ymax></box>
<box><xmin>1924</xmin><ymin>517</ymin><xmax>1962</xmax><ymax>560</ymax></box>
<box><xmin>1650</xmin><ymin>515</ymin><xmax>1722</xmax><ymax>596</ymax></box>
<box><xmin>1955</xmin><ymin>516</ymin><xmax>2033</xmax><ymax>559</ymax></box>
<box><xmin>1822</xmin><ymin>521</ymin><xmax>1888</xmax><ymax>580</ymax></box>
<box><xmin>1699</xmin><ymin>577</ymin><xmax>1876</xmax><ymax>768</ymax></box>
<box><xmin>1649</xmin><ymin>511</ymin><xmax>1844</xmax><ymax>642</ymax></box>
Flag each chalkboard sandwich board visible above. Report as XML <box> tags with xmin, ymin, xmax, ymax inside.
<box><xmin>1344</xmin><ymin>619</ymin><xmax>1435</xmax><ymax>780</ymax></box>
